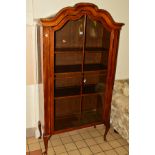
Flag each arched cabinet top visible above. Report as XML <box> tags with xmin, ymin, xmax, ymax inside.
<box><xmin>39</xmin><ymin>3</ymin><xmax>124</xmax><ymax>30</ymax></box>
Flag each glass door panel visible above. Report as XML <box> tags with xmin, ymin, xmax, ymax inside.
<box><xmin>54</xmin><ymin>17</ymin><xmax>85</xmax><ymax>74</ymax></box>
<box><xmin>81</xmin><ymin>73</ymin><xmax>106</xmax><ymax>125</ymax></box>
<box><xmin>55</xmin><ymin>17</ymin><xmax>84</xmax><ymax>50</ymax></box>
<box><xmin>84</xmin><ymin>16</ymin><xmax>111</xmax><ymax>71</ymax></box>
<box><xmin>54</xmin><ymin>17</ymin><xmax>85</xmax><ymax>131</ymax></box>
<box><xmin>54</xmin><ymin>97</ymin><xmax>81</xmax><ymax>130</ymax></box>
<box><xmin>80</xmin><ymin>94</ymin><xmax>103</xmax><ymax>125</ymax></box>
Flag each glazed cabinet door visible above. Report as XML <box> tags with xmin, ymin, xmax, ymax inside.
<box><xmin>53</xmin><ymin>17</ymin><xmax>85</xmax><ymax>131</ymax></box>
<box><xmin>81</xmin><ymin>16</ymin><xmax>111</xmax><ymax>124</ymax></box>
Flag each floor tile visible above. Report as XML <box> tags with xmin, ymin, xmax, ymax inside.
<box><xmin>80</xmin><ymin>132</ymin><xmax>91</xmax><ymax>139</ymax></box>
<box><xmin>87</xmin><ymin>127</ymin><xmax>96</xmax><ymax>132</ymax></box>
<box><xmin>61</xmin><ymin>136</ymin><xmax>73</xmax><ymax>144</ymax></box>
<box><xmin>68</xmin><ymin>149</ymin><xmax>81</xmax><ymax>155</ymax></box>
<box><xmin>68</xmin><ymin>130</ymin><xmax>78</xmax><ymax>135</ymax></box>
<box><xmin>115</xmin><ymin>146</ymin><xmax>128</xmax><ymax>155</ymax></box>
<box><xmin>51</xmin><ymin>138</ymin><xmax>62</xmax><ymax>146</ymax></box>
<box><xmin>71</xmin><ymin>134</ymin><xmax>83</xmax><ymax>142</ymax></box>
<box><xmin>77</xmin><ymin>128</ymin><xmax>88</xmax><ymax>133</ymax></box>
<box><xmin>105</xmin><ymin>149</ymin><xmax>117</xmax><ymax>155</ymax></box>
<box><xmin>108</xmin><ymin>140</ymin><xmax>122</xmax><ymax>148</ymax></box>
<box><xmin>26</xmin><ymin>127</ymin><xmax>129</xmax><ymax>155</ymax></box>
<box><xmin>117</xmin><ymin>138</ymin><xmax>128</xmax><ymax>145</ymax></box>
<box><xmin>29</xmin><ymin>150</ymin><xmax>42</xmax><ymax>155</ymax></box>
<box><xmin>89</xmin><ymin>131</ymin><xmax>101</xmax><ymax>138</ymax></box>
<box><xmin>85</xmin><ymin>138</ymin><xmax>97</xmax><ymax>146</ymax></box>
<box><xmin>59</xmin><ymin>132</ymin><xmax>69</xmax><ymax>138</ymax></box>
<box><xmin>47</xmin><ymin>147</ymin><xmax>55</xmax><ymax>155</ymax></box>
<box><xmin>123</xmin><ymin>145</ymin><xmax>129</xmax><ymax>151</ymax></box>
<box><xmin>27</xmin><ymin>137</ymin><xmax>38</xmax><ymax>144</ymax></box>
<box><xmin>97</xmin><ymin>129</ymin><xmax>104</xmax><ymax>136</ymax></box>
<box><xmin>75</xmin><ymin>140</ymin><xmax>87</xmax><ymax>149</ymax></box>
<box><xmin>89</xmin><ymin>144</ymin><xmax>102</xmax><ymax>154</ymax></box>
<box><xmin>95</xmin><ymin>152</ymin><xmax>106</xmax><ymax>155</ymax></box>
<box><xmin>58</xmin><ymin>153</ymin><xmax>68</xmax><ymax>155</ymax></box>
<box><xmin>39</xmin><ymin>141</ymin><xmax>52</xmax><ymax>149</ymax></box>
<box><xmin>106</xmin><ymin>134</ymin><xmax>116</xmax><ymax>141</ymax></box>
<box><xmin>99</xmin><ymin>142</ymin><xmax>112</xmax><ymax>151</ymax></box>
<box><xmin>79</xmin><ymin>147</ymin><xmax>93</xmax><ymax>155</ymax></box>
<box><xmin>111</xmin><ymin>133</ymin><xmax>122</xmax><ymax>139</ymax></box>
<box><xmin>50</xmin><ymin>134</ymin><xmax>60</xmax><ymax>140</ymax></box>
<box><xmin>29</xmin><ymin>143</ymin><xmax>40</xmax><ymax>151</ymax></box>
<box><xmin>53</xmin><ymin>145</ymin><xmax>66</xmax><ymax>154</ymax></box>
<box><xmin>94</xmin><ymin>136</ymin><xmax>105</xmax><ymax>144</ymax></box>
<box><xmin>96</xmin><ymin>124</ymin><xmax>105</xmax><ymax>129</ymax></box>
<box><xmin>65</xmin><ymin>142</ymin><xmax>77</xmax><ymax>151</ymax></box>
<box><xmin>38</xmin><ymin>139</ymin><xmax>43</xmax><ymax>143</ymax></box>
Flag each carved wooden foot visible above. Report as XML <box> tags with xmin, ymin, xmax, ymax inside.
<box><xmin>38</xmin><ymin>121</ymin><xmax>42</xmax><ymax>139</ymax></box>
<box><xmin>94</xmin><ymin>124</ymin><xmax>96</xmax><ymax>128</ymax></box>
<box><xmin>104</xmin><ymin>123</ymin><xmax>110</xmax><ymax>141</ymax></box>
<box><xmin>42</xmin><ymin>135</ymin><xmax>50</xmax><ymax>155</ymax></box>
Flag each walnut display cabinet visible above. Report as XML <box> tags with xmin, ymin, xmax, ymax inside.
<box><xmin>37</xmin><ymin>3</ymin><xmax>124</xmax><ymax>154</ymax></box>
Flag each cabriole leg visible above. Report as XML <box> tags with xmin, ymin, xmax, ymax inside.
<box><xmin>38</xmin><ymin>121</ymin><xmax>42</xmax><ymax>139</ymax></box>
<box><xmin>104</xmin><ymin>123</ymin><xmax>110</xmax><ymax>141</ymax></box>
<box><xmin>42</xmin><ymin>134</ymin><xmax>50</xmax><ymax>155</ymax></box>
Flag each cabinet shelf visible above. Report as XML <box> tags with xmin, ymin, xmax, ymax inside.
<box><xmin>54</xmin><ymin>84</ymin><xmax>105</xmax><ymax>99</ymax></box>
<box><xmin>55</xmin><ymin>64</ymin><xmax>107</xmax><ymax>73</ymax></box>
<box><xmin>55</xmin><ymin>65</ymin><xmax>81</xmax><ymax>73</ymax></box>
<box><xmin>83</xmin><ymin>84</ymin><xmax>105</xmax><ymax>94</ymax></box>
<box><xmin>55</xmin><ymin>47</ymin><xmax>108</xmax><ymax>53</ymax></box>
<box><xmin>55</xmin><ymin>86</ymin><xmax>81</xmax><ymax>98</ymax></box>
<box><xmin>84</xmin><ymin>64</ymin><xmax>107</xmax><ymax>71</ymax></box>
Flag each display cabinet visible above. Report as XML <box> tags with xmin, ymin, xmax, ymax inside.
<box><xmin>38</xmin><ymin>3</ymin><xmax>124</xmax><ymax>154</ymax></box>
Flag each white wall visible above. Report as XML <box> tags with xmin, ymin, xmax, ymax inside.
<box><xmin>26</xmin><ymin>0</ymin><xmax>129</xmax><ymax>129</ymax></box>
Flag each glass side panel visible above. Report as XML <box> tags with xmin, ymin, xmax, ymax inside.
<box><xmin>54</xmin><ymin>17</ymin><xmax>85</xmax><ymax>73</ymax></box>
<box><xmin>84</xmin><ymin>16</ymin><xmax>111</xmax><ymax>71</ymax></box>
<box><xmin>81</xmin><ymin>73</ymin><xmax>106</xmax><ymax>124</ymax></box>
<box><xmin>55</xmin><ymin>17</ymin><xmax>84</xmax><ymax>50</ymax></box>
<box><xmin>54</xmin><ymin>97</ymin><xmax>81</xmax><ymax>130</ymax></box>
<box><xmin>54</xmin><ymin>76</ymin><xmax>82</xmax><ymax>98</ymax></box>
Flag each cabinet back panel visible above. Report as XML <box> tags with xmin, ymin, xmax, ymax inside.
<box><xmin>55</xmin><ymin>98</ymin><xmax>81</xmax><ymax>117</ymax></box>
<box><xmin>55</xmin><ymin>53</ymin><xmax>82</xmax><ymax>66</ymax></box>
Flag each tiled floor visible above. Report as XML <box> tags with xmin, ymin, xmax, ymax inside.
<box><xmin>26</xmin><ymin>125</ymin><xmax>129</xmax><ymax>155</ymax></box>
